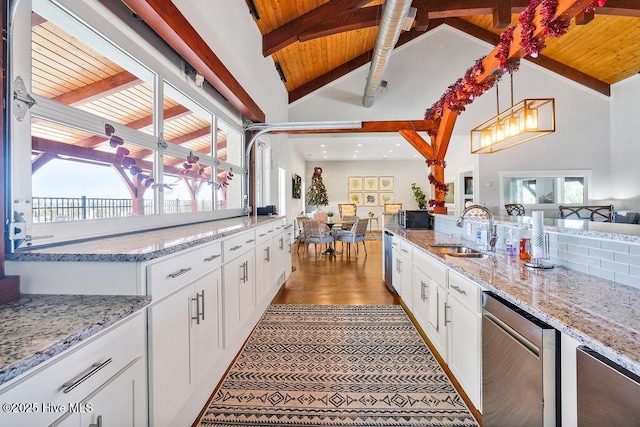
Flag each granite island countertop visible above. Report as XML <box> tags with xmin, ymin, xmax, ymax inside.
<box><xmin>387</xmin><ymin>227</ymin><xmax>640</xmax><ymax>377</ymax></box>
<box><xmin>6</xmin><ymin>215</ymin><xmax>283</xmax><ymax>262</ymax></box>
<box><xmin>0</xmin><ymin>294</ymin><xmax>150</xmax><ymax>387</ymax></box>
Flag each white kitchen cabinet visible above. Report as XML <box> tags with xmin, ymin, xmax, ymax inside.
<box><xmin>392</xmin><ymin>237</ymin><xmax>413</xmax><ymax>309</ymax></box>
<box><xmin>446</xmin><ymin>269</ymin><xmax>483</xmax><ymax>410</ymax></box>
<box><xmin>284</xmin><ymin>231</ymin><xmax>292</xmax><ymax>281</ymax></box>
<box><xmin>148</xmin><ymin>267</ymin><xmax>222</xmax><ymax>427</ymax></box>
<box><xmin>222</xmin><ymin>249</ymin><xmax>255</xmax><ymax>347</ymax></box>
<box><xmin>0</xmin><ymin>313</ymin><xmax>146</xmax><ymax>427</ymax></box>
<box><xmin>255</xmin><ymin>239</ymin><xmax>272</xmax><ymax>305</ymax></box>
<box><xmin>272</xmin><ymin>221</ymin><xmax>287</xmax><ymax>286</ymax></box>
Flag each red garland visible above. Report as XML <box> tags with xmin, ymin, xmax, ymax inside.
<box><xmin>496</xmin><ymin>26</ymin><xmax>515</xmax><ymax>72</ymax></box>
<box><xmin>519</xmin><ymin>0</ymin><xmax>545</xmax><ymax>58</ymax></box>
<box><xmin>427</xmin><ymin>159</ymin><xmax>449</xmax><ymax>208</ymax></box>
<box><xmin>426</xmin><ymin>159</ymin><xmax>447</xmax><ymax>168</ymax></box>
<box><xmin>541</xmin><ymin>0</ymin><xmax>570</xmax><ymax>38</ymax></box>
<box><xmin>585</xmin><ymin>0</ymin><xmax>607</xmax><ymax>13</ymax></box>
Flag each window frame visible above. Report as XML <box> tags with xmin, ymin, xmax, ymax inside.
<box><xmin>498</xmin><ymin>169</ymin><xmax>592</xmax><ymax>212</ymax></box>
<box><xmin>8</xmin><ymin>0</ymin><xmax>246</xmax><ymax>250</ymax></box>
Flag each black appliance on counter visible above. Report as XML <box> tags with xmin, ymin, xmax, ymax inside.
<box><xmin>257</xmin><ymin>205</ymin><xmax>277</xmax><ymax>215</ymax></box>
<box><xmin>399</xmin><ymin>210</ymin><xmax>434</xmax><ymax>229</ymax></box>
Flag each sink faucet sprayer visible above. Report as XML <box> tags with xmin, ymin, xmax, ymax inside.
<box><xmin>456</xmin><ymin>205</ymin><xmax>498</xmax><ymax>252</ymax></box>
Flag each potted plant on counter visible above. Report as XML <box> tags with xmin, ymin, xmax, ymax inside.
<box><xmin>411</xmin><ymin>183</ymin><xmax>427</xmax><ymax>210</ymax></box>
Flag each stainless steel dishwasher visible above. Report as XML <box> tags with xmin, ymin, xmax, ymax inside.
<box><xmin>482</xmin><ymin>292</ymin><xmax>559</xmax><ymax>427</ymax></box>
<box><xmin>383</xmin><ymin>231</ymin><xmax>396</xmax><ymax>294</ymax></box>
<box><xmin>577</xmin><ymin>346</ymin><xmax>640</xmax><ymax>426</ymax></box>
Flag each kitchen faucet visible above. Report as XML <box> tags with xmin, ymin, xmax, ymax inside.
<box><xmin>456</xmin><ymin>205</ymin><xmax>498</xmax><ymax>252</ymax></box>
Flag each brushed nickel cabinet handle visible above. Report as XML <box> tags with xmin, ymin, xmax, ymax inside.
<box><xmin>62</xmin><ymin>358</ymin><xmax>112</xmax><ymax>394</ymax></box>
<box><xmin>265</xmin><ymin>246</ymin><xmax>270</xmax><ymax>262</ymax></box>
<box><xmin>192</xmin><ymin>293</ymin><xmax>201</xmax><ymax>325</ymax></box>
<box><xmin>204</xmin><ymin>254</ymin><xmax>221</xmax><ymax>262</ymax></box>
<box><xmin>451</xmin><ymin>285</ymin><xmax>467</xmax><ymax>295</ymax></box>
<box><xmin>421</xmin><ymin>281</ymin><xmax>428</xmax><ymax>301</ymax></box>
<box><xmin>200</xmin><ymin>290</ymin><xmax>205</xmax><ymax>321</ymax></box>
<box><xmin>259</xmin><ymin>233</ymin><xmax>267</xmax><ymax>237</ymax></box>
<box><xmin>88</xmin><ymin>415</ymin><xmax>103</xmax><ymax>427</ymax></box>
<box><xmin>246</xmin><ymin>239</ymin><xmax>255</xmax><ymax>244</ymax></box>
<box><xmin>230</xmin><ymin>245</ymin><xmax>242</xmax><ymax>251</ymax></box>
<box><xmin>444</xmin><ymin>303</ymin><xmax>451</xmax><ymax>325</ymax></box>
<box><xmin>168</xmin><ymin>267</ymin><xmax>192</xmax><ymax>279</ymax></box>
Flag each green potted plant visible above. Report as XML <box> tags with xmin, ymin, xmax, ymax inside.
<box><xmin>327</xmin><ymin>211</ymin><xmax>334</xmax><ymax>222</ymax></box>
<box><xmin>411</xmin><ymin>183</ymin><xmax>427</xmax><ymax>210</ymax></box>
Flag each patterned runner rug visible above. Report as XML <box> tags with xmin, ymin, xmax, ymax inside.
<box><xmin>197</xmin><ymin>304</ymin><xmax>479</xmax><ymax>426</ymax></box>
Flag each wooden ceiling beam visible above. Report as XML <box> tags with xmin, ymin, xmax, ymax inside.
<box><xmin>575</xmin><ymin>9</ymin><xmax>595</xmax><ymax>24</ymax></box>
<box><xmin>398</xmin><ymin>130</ymin><xmax>435</xmax><ymax>159</ymax></box>
<box><xmin>271</xmin><ymin>119</ymin><xmax>436</xmax><ymax>134</ymax></box>
<box><xmin>52</xmin><ymin>71</ymin><xmax>141</xmax><ymax>106</ymax></box>
<box><xmin>122</xmin><ymin>0</ymin><xmax>265</xmax><ymax>122</ymax></box>
<box><xmin>444</xmin><ymin>17</ymin><xmax>610</xmax><ymax>96</ymax></box>
<box><xmin>262</xmin><ymin>0</ymin><xmax>373</xmax><ymax>56</ymax></box>
<box><xmin>596</xmin><ymin>0</ymin><xmax>640</xmax><ymax>18</ymax></box>
<box><xmin>413</xmin><ymin>0</ymin><xmax>430</xmax><ymax>31</ymax></box>
<box><xmin>493</xmin><ymin>0</ymin><xmax>513</xmax><ymax>28</ymax></box>
<box><xmin>298</xmin><ymin>6</ymin><xmax>382</xmax><ymax>42</ymax></box>
<box><xmin>289</xmin><ymin>22</ymin><xmax>446</xmax><ymax>103</ymax></box>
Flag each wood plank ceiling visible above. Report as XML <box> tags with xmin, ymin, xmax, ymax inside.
<box><xmin>246</xmin><ymin>0</ymin><xmax>640</xmax><ymax>102</ymax></box>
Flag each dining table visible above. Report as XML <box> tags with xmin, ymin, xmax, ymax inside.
<box><xmin>321</xmin><ymin>220</ymin><xmax>354</xmax><ymax>255</ymax></box>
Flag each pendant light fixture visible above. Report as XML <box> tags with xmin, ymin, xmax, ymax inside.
<box><xmin>470</xmin><ymin>72</ymin><xmax>555</xmax><ymax>154</ymax></box>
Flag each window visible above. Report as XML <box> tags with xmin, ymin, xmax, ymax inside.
<box><xmin>499</xmin><ymin>170</ymin><xmax>590</xmax><ymax>209</ymax></box>
<box><xmin>9</xmin><ymin>0</ymin><xmax>245</xmax><ymax>249</ymax></box>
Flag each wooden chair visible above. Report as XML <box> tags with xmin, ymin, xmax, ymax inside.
<box><xmin>313</xmin><ymin>211</ymin><xmax>328</xmax><ymax>223</ymax></box>
<box><xmin>341</xmin><ymin>215</ymin><xmax>359</xmax><ymax>230</ymax></box>
<box><xmin>336</xmin><ymin>218</ymin><xmax>369</xmax><ymax>258</ymax></box>
<box><xmin>338</xmin><ymin>203</ymin><xmax>357</xmax><ymax>219</ymax></box>
<box><xmin>295</xmin><ymin>216</ymin><xmax>307</xmax><ymax>253</ymax></box>
<box><xmin>384</xmin><ymin>203</ymin><xmax>402</xmax><ymax>214</ymax></box>
<box><xmin>300</xmin><ymin>219</ymin><xmax>333</xmax><ymax>257</ymax></box>
<box><xmin>505</xmin><ymin>203</ymin><xmax>525</xmax><ymax>216</ymax></box>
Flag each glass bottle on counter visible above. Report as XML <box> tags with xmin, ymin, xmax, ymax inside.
<box><xmin>506</xmin><ymin>228</ymin><xmax>517</xmax><ymax>256</ymax></box>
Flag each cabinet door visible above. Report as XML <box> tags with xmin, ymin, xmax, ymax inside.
<box><xmin>194</xmin><ymin>269</ymin><xmax>222</xmax><ymax>378</ymax></box>
<box><xmin>148</xmin><ymin>285</ymin><xmax>194</xmax><ymax>426</ymax></box>
<box><xmin>412</xmin><ymin>266</ymin><xmax>430</xmax><ymax>331</ymax></box>
<box><xmin>400</xmin><ymin>254</ymin><xmax>413</xmax><ymax>311</ymax></box>
<box><xmin>222</xmin><ymin>255</ymin><xmax>243</xmax><ymax>346</ymax></box>
<box><xmin>272</xmin><ymin>232</ymin><xmax>286</xmax><ymax>284</ymax></box>
<box><xmin>427</xmin><ymin>284</ymin><xmax>447</xmax><ymax>360</ymax></box>
<box><xmin>255</xmin><ymin>240</ymin><xmax>272</xmax><ymax>303</ymax></box>
<box><xmin>284</xmin><ymin>235</ymin><xmax>292</xmax><ymax>281</ymax></box>
<box><xmin>80</xmin><ymin>358</ymin><xmax>146</xmax><ymax>427</ymax></box>
<box><xmin>447</xmin><ymin>294</ymin><xmax>482</xmax><ymax>409</ymax></box>
<box><xmin>392</xmin><ymin>248</ymin><xmax>402</xmax><ymax>296</ymax></box>
<box><xmin>239</xmin><ymin>251</ymin><xmax>255</xmax><ymax>325</ymax></box>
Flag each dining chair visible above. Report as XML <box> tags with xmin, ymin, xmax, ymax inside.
<box><xmin>295</xmin><ymin>216</ymin><xmax>307</xmax><ymax>253</ymax></box>
<box><xmin>301</xmin><ymin>219</ymin><xmax>333</xmax><ymax>257</ymax></box>
<box><xmin>338</xmin><ymin>203</ymin><xmax>357</xmax><ymax>219</ymax></box>
<box><xmin>505</xmin><ymin>203</ymin><xmax>525</xmax><ymax>216</ymax></box>
<box><xmin>313</xmin><ymin>211</ymin><xmax>329</xmax><ymax>223</ymax></box>
<box><xmin>336</xmin><ymin>217</ymin><xmax>369</xmax><ymax>258</ymax></box>
<box><xmin>340</xmin><ymin>215</ymin><xmax>359</xmax><ymax>230</ymax></box>
<box><xmin>383</xmin><ymin>203</ymin><xmax>403</xmax><ymax>214</ymax></box>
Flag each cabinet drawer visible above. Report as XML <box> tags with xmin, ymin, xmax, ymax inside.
<box><xmin>448</xmin><ymin>269</ymin><xmax>483</xmax><ymax>312</ymax></box>
<box><xmin>147</xmin><ymin>242</ymin><xmax>222</xmax><ymax>298</ymax></box>
<box><xmin>399</xmin><ymin>240</ymin><xmax>413</xmax><ymax>261</ymax></box>
<box><xmin>413</xmin><ymin>249</ymin><xmax>447</xmax><ymax>285</ymax></box>
<box><xmin>223</xmin><ymin>230</ymin><xmax>256</xmax><ymax>262</ymax></box>
<box><xmin>0</xmin><ymin>313</ymin><xmax>145</xmax><ymax>427</ymax></box>
<box><xmin>272</xmin><ymin>219</ymin><xmax>286</xmax><ymax>234</ymax></box>
<box><xmin>255</xmin><ymin>223</ymin><xmax>274</xmax><ymax>244</ymax></box>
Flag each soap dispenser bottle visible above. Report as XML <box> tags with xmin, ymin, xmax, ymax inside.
<box><xmin>506</xmin><ymin>228</ymin><xmax>517</xmax><ymax>256</ymax></box>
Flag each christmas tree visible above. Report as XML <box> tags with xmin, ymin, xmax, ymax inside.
<box><xmin>306</xmin><ymin>166</ymin><xmax>329</xmax><ymax>208</ymax></box>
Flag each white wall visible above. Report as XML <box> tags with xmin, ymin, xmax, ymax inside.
<box><xmin>610</xmin><ymin>75</ymin><xmax>640</xmax><ymax>212</ymax></box>
<box><xmin>172</xmin><ymin>0</ymin><xmax>306</xmax><ymax>222</ymax></box>
<box><xmin>289</xmin><ymin>25</ymin><xmax>619</xmax><ymax>217</ymax></box>
<box><xmin>302</xmin><ymin>160</ymin><xmax>430</xmax><ymax>216</ymax></box>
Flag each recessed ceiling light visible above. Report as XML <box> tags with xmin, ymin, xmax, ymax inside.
<box><xmin>355</xmin><ymin>150</ymin><xmax>359</xmax><ymax>153</ymax></box>
<box><xmin>388</xmin><ymin>149</ymin><xmax>393</xmax><ymax>153</ymax></box>
<box><xmin>321</xmin><ymin>144</ymin><xmax>325</xmax><ymax>147</ymax></box>
<box><xmin>395</xmin><ymin>143</ymin><xmax>400</xmax><ymax>146</ymax></box>
<box><xmin>357</xmin><ymin>143</ymin><xmax>362</xmax><ymax>147</ymax></box>
<box><xmin>322</xmin><ymin>150</ymin><xmax>327</xmax><ymax>153</ymax></box>
<box><xmin>323</xmin><ymin>156</ymin><xmax>327</xmax><ymax>159</ymax></box>
<box><xmin>383</xmin><ymin>155</ymin><xmax>388</xmax><ymax>159</ymax></box>
<box><xmin>353</xmin><ymin>155</ymin><xmax>357</xmax><ymax>158</ymax></box>
<box><xmin>413</xmin><ymin>154</ymin><xmax>418</xmax><ymax>157</ymax></box>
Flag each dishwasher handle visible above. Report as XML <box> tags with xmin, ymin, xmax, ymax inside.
<box><xmin>483</xmin><ymin>310</ymin><xmax>540</xmax><ymax>358</ymax></box>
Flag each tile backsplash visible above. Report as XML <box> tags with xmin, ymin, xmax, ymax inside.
<box><xmin>434</xmin><ymin>215</ymin><xmax>640</xmax><ymax>289</ymax></box>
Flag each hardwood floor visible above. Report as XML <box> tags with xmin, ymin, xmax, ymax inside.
<box><xmin>272</xmin><ymin>239</ymin><xmax>401</xmax><ymax>305</ymax></box>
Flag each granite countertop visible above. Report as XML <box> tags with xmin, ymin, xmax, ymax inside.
<box><xmin>7</xmin><ymin>216</ymin><xmax>282</xmax><ymax>262</ymax></box>
<box><xmin>0</xmin><ymin>294</ymin><xmax>150</xmax><ymax>387</ymax></box>
<box><xmin>388</xmin><ymin>227</ymin><xmax>640</xmax><ymax>377</ymax></box>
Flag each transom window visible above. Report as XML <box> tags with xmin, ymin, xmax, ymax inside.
<box><xmin>499</xmin><ymin>170</ymin><xmax>591</xmax><ymax>209</ymax></box>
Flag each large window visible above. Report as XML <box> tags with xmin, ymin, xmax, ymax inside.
<box><xmin>499</xmin><ymin>170</ymin><xmax>591</xmax><ymax>209</ymax></box>
<box><xmin>9</xmin><ymin>0</ymin><xmax>245</xmax><ymax>249</ymax></box>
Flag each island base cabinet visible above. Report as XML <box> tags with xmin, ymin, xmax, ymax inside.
<box><xmin>0</xmin><ymin>313</ymin><xmax>146</xmax><ymax>427</ymax></box>
<box><xmin>148</xmin><ymin>269</ymin><xmax>222</xmax><ymax>427</ymax></box>
<box><xmin>223</xmin><ymin>251</ymin><xmax>255</xmax><ymax>349</ymax></box>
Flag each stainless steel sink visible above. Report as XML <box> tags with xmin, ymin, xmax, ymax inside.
<box><xmin>430</xmin><ymin>244</ymin><xmax>492</xmax><ymax>258</ymax></box>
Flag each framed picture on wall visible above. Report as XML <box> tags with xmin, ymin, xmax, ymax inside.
<box><xmin>379</xmin><ymin>192</ymin><xmax>393</xmax><ymax>206</ymax></box>
<box><xmin>364</xmin><ymin>192</ymin><xmax>378</xmax><ymax>207</ymax></box>
<box><xmin>349</xmin><ymin>192</ymin><xmax>363</xmax><ymax>206</ymax></box>
<box><xmin>379</xmin><ymin>176</ymin><xmax>394</xmax><ymax>191</ymax></box>
<box><xmin>292</xmin><ymin>174</ymin><xmax>302</xmax><ymax>199</ymax></box>
<box><xmin>348</xmin><ymin>176</ymin><xmax>363</xmax><ymax>191</ymax></box>
<box><xmin>364</xmin><ymin>176</ymin><xmax>378</xmax><ymax>191</ymax></box>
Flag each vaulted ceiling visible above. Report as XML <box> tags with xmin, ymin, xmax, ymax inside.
<box><xmin>246</xmin><ymin>0</ymin><xmax>640</xmax><ymax>102</ymax></box>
